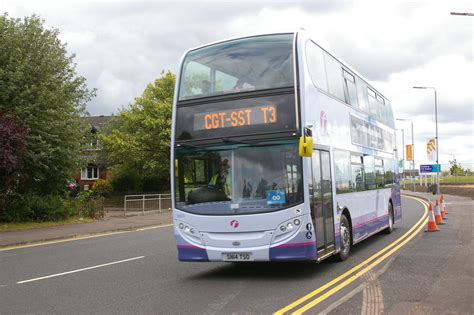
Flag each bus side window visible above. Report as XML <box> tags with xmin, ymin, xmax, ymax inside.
<box><xmin>306</xmin><ymin>41</ymin><xmax>329</xmax><ymax>92</ymax></box>
<box><xmin>363</xmin><ymin>155</ymin><xmax>376</xmax><ymax>190</ymax></box>
<box><xmin>375</xmin><ymin>158</ymin><xmax>384</xmax><ymax>188</ymax></box>
<box><xmin>343</xmin><ymin>69</ymin><xmax>358</xmax><ymax>107</ymax></box>
<box><xmin>351</xmin><ymin>154</ymin><xmax>364</xmax><ymax>191</ymax></box>
<box><xmin>324</xmin><ymin>52</ymin><xmax>345</xmax><ymax>102</ymax></box>
<box><xmin>334</xmin><ymin>149</ymin><xmax>351</xmax><ymax>194</ymax></box>
<box><xmin>356</xmin><ymin>78</ymin><xmax>370</xmax><ymax>114</ymax></box>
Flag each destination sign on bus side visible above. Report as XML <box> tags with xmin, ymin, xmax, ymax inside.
<box><xmin>194</xmin><ymin>105</ymin><xmax>277</xmax><ymax>131</ymax></box>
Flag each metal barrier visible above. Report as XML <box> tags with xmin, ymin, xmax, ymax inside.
<box><xmin>123</xmin><ymin>194</ymin><xmax>171</xmax><ymax>216</ymax></box>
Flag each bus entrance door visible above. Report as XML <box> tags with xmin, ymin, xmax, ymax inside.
<box><xmin>310</xmin><ymin>149</ymin><xmax>335</xmax><ymax>260</ymax></box>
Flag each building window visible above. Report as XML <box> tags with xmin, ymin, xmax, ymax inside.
<box><xmin>81</xmin><ymin>165</ymin><xmax>99</xmax><ymax>180</ymax></box>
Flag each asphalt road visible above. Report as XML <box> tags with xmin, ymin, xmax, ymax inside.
<box><xmin>1</xmin><ymin>196</ymin><xmax>425</xmax><ymax>314</ymax></box>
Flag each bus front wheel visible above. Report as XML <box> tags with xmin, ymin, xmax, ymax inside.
<box><xmin>336</xmin><ymin>214</ymin><xmax>351</xmax><ymax>261</ymax></box>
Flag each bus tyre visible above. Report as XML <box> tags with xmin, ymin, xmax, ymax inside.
<box><xmin>384</xmin><ymin>202</ymin><xmax>394</xmax><ymax>234</ymax></box>
<box><xmin>337</xmin><ymin>214</ymin><xmax>351</xmax><ymax>261</ymax></box>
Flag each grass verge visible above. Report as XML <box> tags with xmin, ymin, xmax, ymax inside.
<box><xmin>0</xmin><ymin>217</ymin><xmax>96</xmax><ymax>233</ymax></box>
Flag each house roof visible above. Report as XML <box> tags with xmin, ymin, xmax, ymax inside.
<box><xmin>82</xmin><ymin>115</ymin><xmax>113</xmax><ymax>132</ymax></box>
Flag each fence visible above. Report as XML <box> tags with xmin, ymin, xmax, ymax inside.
<box><xmin>123</xmin><ymin>194</ymin><xmax>171</xmax><ymax>216</ymax></box>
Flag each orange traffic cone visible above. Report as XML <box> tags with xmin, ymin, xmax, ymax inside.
<box><xmin>426</xmin><ymin>203</ymin><xmax>439</xmax><ymax>232</ymax></box>
<box><xmin>441</xmin><ymin>195</ymin><xmax>448</xmax><ymax>215</ymax></box>
<box><xmin>440</xmin><ymin>197</ymin><xmax>447</xmax><ymax>219</ymax></box>
<box><xmin>434</xmin><ymin>199</ymin><xmax>445</xmax><ymax>225</ymax></box>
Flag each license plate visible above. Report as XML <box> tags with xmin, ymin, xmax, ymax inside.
<box><xmin>222</xmin><ymin>252</ymin><xmax>253</xmax><ymax>261</ymax></box>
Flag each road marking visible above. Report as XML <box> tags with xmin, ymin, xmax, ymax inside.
<box><xmin>136</xmin><ymin>224</ymin><xmax>173</xmax><ymax>231</ymax></box>
<box><xmin>274</xmin><ymin>196</ymin><xmax>428</xmax><ymax>315</ymax></box>
<box><xmin>0</xmin><ymin>224</ymin><xmax>174</xmax><ymax>252</ymax></box>
<box><xmin>17</xmin><ymin>256</ymin><xmax>145</xmax><ymax>284</ymax></box>
<box><xmin>318</xmin><ymin>257</ymin><xmax>394</xmax><ymax>315</ymax></box>
<box><xmin>293</xmin><ymin>213</ymin><xmax>428</xmax><ymax>314</ymax></box>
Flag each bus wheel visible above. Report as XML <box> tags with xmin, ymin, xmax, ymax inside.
<box><xmin>337</xmin><ymin>214</ymin><xmax>351</xmax><ymax>261</ymax></box>
<box><xmin>384</xmin><ymin>202</ymin><xmax>394</xmax><ymax>234</ymax></box>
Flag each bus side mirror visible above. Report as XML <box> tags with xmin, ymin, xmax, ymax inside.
<box><xmin>299</xmin><ymin>127</ymin><xmax>313</xmax><ymax>157</ymax></box>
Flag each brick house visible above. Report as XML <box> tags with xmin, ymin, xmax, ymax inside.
<box><xmin>73</xmin><ymin>115</ymin><xmax>113</xmax><ymax>190</ymax></box>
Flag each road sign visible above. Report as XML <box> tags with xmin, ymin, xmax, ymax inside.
<box><xmin>420</xmin><ymin>164</ymin><xmax>441</xmax><ymax>173</ymax></box>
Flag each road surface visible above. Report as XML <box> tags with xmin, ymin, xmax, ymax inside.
<box><xmin>1</xmin><ymin>196</ymin><xmax>427</xmax><ymax>314</ymax></box>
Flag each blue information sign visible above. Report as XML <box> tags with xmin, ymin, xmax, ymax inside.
<box><xmin>420</xmin><ymin>164</ymin><xmax>441</xmax><ymax>173</ymax></box>
<box><xmin>266</xmin><ymin>190</ymin><xmax>286</xmax><ymax>205</ymax></box>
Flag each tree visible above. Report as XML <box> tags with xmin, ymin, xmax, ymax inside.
<box><xmin>0</xmin><ymin>14</ymin><xmax>94</xmax><ymax>194</ymax></box>
<box><xmin>100</xmin><ymin>71</ymin><xmax>175</xmax><ymax>192</ymax></box>
<box><xmin>449</xmin><ymin>159</ymin><xmax>464</xmax><ymax>176</ymax></box>
<box><xmin>0</xmin><ymin>113</ymin><xmax>27</xmax><ymax>193</ymax></box>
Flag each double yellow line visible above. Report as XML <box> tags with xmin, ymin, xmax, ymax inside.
<box><xmin>274</xmin><ymin>196</ymin><xmax>429</xmax><ymax>315</ymax></box>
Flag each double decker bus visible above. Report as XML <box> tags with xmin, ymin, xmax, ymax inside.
<box><xmin>171</xmin><ymin>30</ymin><xmax>401</xmax><ymax>262</ymax></box>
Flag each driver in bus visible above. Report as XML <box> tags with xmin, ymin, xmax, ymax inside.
<box><xmin>209</xmin><ymin>159</ymin><xmax>231</xmax><ymax>196</ymax></box>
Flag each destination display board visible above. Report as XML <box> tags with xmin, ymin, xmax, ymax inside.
<box><xmin>350</xmin><ymin>115</ymin><xmax>394</xmax><ymax>153</ymax></box>
<box><xmin>193</xmin><ymin>104</ymin><xmax>277</xmax><ymax>131</ymax></box>
<box><xmin>175</xmin><ymin>93</ymin><xmax>296</xmax><ymax>141</ymax></box>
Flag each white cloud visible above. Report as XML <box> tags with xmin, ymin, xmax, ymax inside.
<box><xmin>2</xmin><ymin>0</ymin><xmax>473</xmax><ymax>165</ymax></box>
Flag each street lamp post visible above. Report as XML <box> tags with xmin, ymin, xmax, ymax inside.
<box><xmin>396</xmin><ymin>118</ymin><xmax>415</xmax><ymax>192</ymax></box>
<box><xmin>396</xmin><ymin>128</ymin><xmax>405</xmax><ymax>189</ymax></box>
<box><xmin>413</xmin><ymin>86</ymin><xmax>439</xmax><ymax>195</ymax></box>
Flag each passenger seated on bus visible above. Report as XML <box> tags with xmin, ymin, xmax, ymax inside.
<box><xmin>200</xmin><ymin>80</ymin><xmax>211</xmax><ymax>95</ymax></box>
<box><xmin>209</xmin><ymin>159</ymin><xmax>231</xmax><ymax>196</ymax></box>
<box><xmin>242</xmin><ymin>180</ymin><xmax>253</xmax><ymax>198</ymax></box>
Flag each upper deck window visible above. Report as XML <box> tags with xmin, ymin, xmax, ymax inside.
<box><xmin>178</xmin><ymin>34</ymin><xmax>294</xmax><ymax>101</ymax></box>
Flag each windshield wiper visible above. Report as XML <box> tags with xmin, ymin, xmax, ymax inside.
<box><xmin>221</xmin><ymin>138</ymin><xmax>253</xmax><ymax>145</ymax></box>
<box><xmin>176</xmin><ymin>143</ymin><xmax>198</xmax><ymax>148</ymax></box>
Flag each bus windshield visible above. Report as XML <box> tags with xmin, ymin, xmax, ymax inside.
<box><xmin>178</xmin><ymin>34</ymin><xmax>294</xmax><ymax>101</ymax></box>
<box><xmin>174</xmin><ymin>141</ymin><xmax>303</xmax><ymax>215</ymax></box>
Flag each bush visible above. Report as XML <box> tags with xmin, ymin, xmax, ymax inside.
<box><xmin>74</xmin><ymin>191</ymin><xmax>104</xmax><ymax>219</ymax></box>
<box><xmin>1</xmin><ymin>193</ymin><xmax>76</xmax><ymax>222</ymax></box>
<box><xmin>111</xmin><ymin>170</ymin><xmax>141</xmax><ymax>193</ymax></box>
<box><xmin>91</xmin><ymin>179</ymin><xmax>112</xmax><ymax>196</ymax></box>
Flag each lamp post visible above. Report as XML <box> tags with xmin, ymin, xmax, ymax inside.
<box><xmin>413</xmin><ymin>86</ymin><xmax>439</xmax><ymax>195</ymax></box>
<box><xmin>396</xmin><ymin>128</ymin><xmax>405</xmax><ymax>189</ymax></box>
<box><xmin>396</xmin><ymin>118</ymin><xmax>415</xmax><ymax>192</ymax></box>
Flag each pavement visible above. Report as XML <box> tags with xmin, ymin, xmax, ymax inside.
<box><xmin>0</xmin><ymin>210</ymin><xmax>173</xmax><ymax>248</ymax></box>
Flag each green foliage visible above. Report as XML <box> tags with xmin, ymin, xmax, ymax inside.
<box><xmin>100</xmin><ymin>71</ymin><xmax>175</xmax><ymax>193</ymax></box>
<box><xmin>73</xmin><ymin>191</ymin><xmax>104</xmax><ymax>219</ymax></box>
<box><xmin>110</xmin><ymin>168</ymin><xmax>142</xmax><ymax>193</ymax></box>
<box><xmin>91</xmin><ymin>179</ymin><xmax>112</xmax><ymax>196</ymax></box>
<box><xmin>1</xmin><ymin>193</ymin><xmax>76</xmax><ymax>222</ymax></box>
<box><xmin>0</xmin><ymin>14</ymin><xmax>94</xmax><ymax>195</ymax></box>
<box><xmin>0</xmin><ymin>113</ymin><xmax>27</xmax><ymax>194</ymax></box>
<box><xmin>449</xmin><ymin>159</ymin><xmax>464</xmax><ymax>176</ymax></box>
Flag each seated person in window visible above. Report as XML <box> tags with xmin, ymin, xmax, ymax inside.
<box><xmin>209</xmin><ymin>159</ymin><xmax>231</xmax><ymax>196</ymax></box>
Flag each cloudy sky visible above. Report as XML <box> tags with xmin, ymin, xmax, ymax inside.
<box><xmin>3</xmin><ymin>0</ymin><xmax>473</xmax><ymax>167</ymax></box>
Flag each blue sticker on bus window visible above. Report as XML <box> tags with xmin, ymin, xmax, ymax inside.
<box><xmin>266</xmin><ymin>190</ymin><xmax>286</xmax><ymax>205</ymax></box>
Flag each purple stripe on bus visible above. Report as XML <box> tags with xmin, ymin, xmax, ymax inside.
<box><xmin>177</xmin><ymin>245</ymin><xmax>204</xmax><ymax>249</ymax></box>
<box><xmin>273</xmin><ymin>241</ymin><xmax>317</xmax><ymax>248</ymax></box>
<box><xmin>270</xmin><ymin>242</ymin><xmax>316</xmax><ymax>261</ymax></box>
<box><xmin>177</xmin><ymin>246</ymin><xmax>209</xmax><ymax>261</ymax></box>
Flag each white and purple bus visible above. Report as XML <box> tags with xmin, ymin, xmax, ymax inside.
<box><xmin>171</xmin><ymin>30</ymin><xmax>401</xmax><ymax>262</ymax></box>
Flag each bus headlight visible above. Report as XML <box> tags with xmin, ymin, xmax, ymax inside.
<box><xmin>176</xmin><ymin>220</ymin><xmax>203</xmax><ymax>245</ymax></box>
<box><xmin>272</xmin><ymin>216</ymin><xmax>303</xmax><ymax>244</ymax></box>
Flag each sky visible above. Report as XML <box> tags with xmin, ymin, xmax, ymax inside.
<box><xmin>3</xmin><ymin>0</ymin><xmax>473</xmax><ymax>167</ymax></box>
